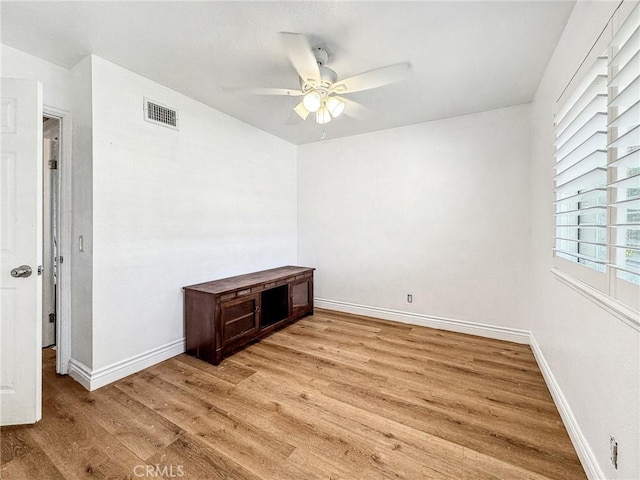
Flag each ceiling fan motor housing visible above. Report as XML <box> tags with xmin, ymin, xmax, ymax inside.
<box><xmin>299</xmin><ymin>46</ymin><xmax>337</xmax><ymax>93</ymax></box>
<box><xmin>312</xmin><ymin>46</ymin><xmax>329</xmax><ymax>66</ymax></box>
<box><xmin>319</xmin><ymin>66</ymin><xmax>337</xmax><ymax>85</ymax></box>
<box><xmin>300</xmin><ymin>67</ymin><xmax>337</xmax><ymax>94</ymax></box>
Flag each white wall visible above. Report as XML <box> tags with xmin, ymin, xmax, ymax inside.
<box><xmin>89</xmin><ymin>56</ymin><xmax>298</xmax><ymax>371</ymax></box>
<box><xmin>530</xmin><ymin>1</ymin><xmax>640</xmax><ymax>479</ymax></box>
<box><xmin>297</xmin><ymin>105</ymin><xmax>532</xmax><ymax>336</ymax></box>
<box><xmin>1</xmin><ymin>44</ymin><xmax>72</xmax><ymax>111</ymax></box>
<box><xmin>69</xmin><ymin>56</ymin><xmax>93</xmax><ymax>368</ymax></box>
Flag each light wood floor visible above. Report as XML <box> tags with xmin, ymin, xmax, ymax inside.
<box><xmin>1</xmin><ymin>309</ymin><xmax>586</xmax><ymax>480</ymax></box>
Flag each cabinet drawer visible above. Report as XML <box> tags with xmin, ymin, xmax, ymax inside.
<box><xmin>221</xmin><ymin>294</ymin><xmax>259</xmax><ymax>345</ymax></box>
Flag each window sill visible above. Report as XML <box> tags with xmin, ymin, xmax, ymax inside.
<box><xmin>551</xmin><ymin>268</ymin><xmax>640</xmax><ymax>332</ymax></box>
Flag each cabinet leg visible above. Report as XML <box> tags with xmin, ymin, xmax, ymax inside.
<box><xmin>213</xmin><ymin>350</ymin><xmax>223</xmax><ymax>366</ymax></box>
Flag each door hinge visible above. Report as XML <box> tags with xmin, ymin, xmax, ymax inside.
<box><xmin>48</xmin><ymin>159</ymin><xmax>57</xmax><ymax>170</ymax></box>
<box><xmin>48</xmin><ymin>313</ymin><xmax>56</xmax><ymax>323</ymax></box>
<box><xmin>37</xmin><ymin>265</ymin><xmax>43</xmax><ymax>275</ymax></box>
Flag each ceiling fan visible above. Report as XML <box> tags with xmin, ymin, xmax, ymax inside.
<box><xmin>226</xmin><ymin>33</ymin><xmax>412</xmax><ymax>125</ymax></box>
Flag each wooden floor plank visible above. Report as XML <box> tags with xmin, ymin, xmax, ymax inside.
<box><xmin>235</xmin><ymin>371</ymin><xmax>466</xmax><ymax>480</ymax></box>
<box><xmin>174</xmin><ymin>353</ymin><xmax>257</xmax><ymax>385</ymax></box>
<box><xmin>115</xmin><ymin>369</ymin><xmax>297</xmax><ymax>477</ymax></box>
<box><xmin>42</xmin><ymin>372</ymin><xmax>184</xmax><ymax>462</ymax></box>
<box><xmin>0</xmin><ymin>428</ymin><xmax>66</xmax><ymax>480</ymax></box>
<box><xmin>1</xmin><ymin>427</ymin><xmax>31</xmax><ymax>467</ymax></box>
<box><xmin>146</xmin><ymin>432</ymin><xmax>263</xmax><ymax>480</ymax></box>
<box><xmin>27</xmin><ymin>382</ymin><xmax>149</xmax><ymax>479</ymax></box>
<box><xmin>0</xmin><ymin>310</ymin><xmax>586</xmax><ymax>480</ymax></box>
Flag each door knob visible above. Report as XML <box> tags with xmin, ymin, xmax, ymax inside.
<box><xmin>10</xmin><ymin>265</ymin><xmax>32</xmax><ymax>278</ymax></box>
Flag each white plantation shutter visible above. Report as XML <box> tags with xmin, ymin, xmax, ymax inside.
<box><xmin>554</xmin><ymin>57</ymin><xmax>608</xmax><ymax>272</ymax></box>
<box><xmin>608</xmin><ymin>2</ymin><xmax>640</xmax><ymax>287</ymax></box>
<box><xmin>552</xmin><ymin>0</ymin><xmax>639</xmax><ymax>317</ymax></box>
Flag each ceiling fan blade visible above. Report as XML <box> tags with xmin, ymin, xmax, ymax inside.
<box><xmin>336</xmin><ymin>96</ymin><xmax>373</xmax><ymax>120</ymax></box>
<box><xmin>280</xmin><ymin>32</ymin><xmax>321</xmax><ymax>84</ymax></box>
<box><xmin>222</xmin><ymin>87</ymin><xmax>304</xmax><ymax>96</ymax></box>
<box><xmin>330</xmin><ymin>62</ymin><xmax>412</xmax><ymax>94</ymax></box>
<box><xmin>293</xmin><ymin>101</ymin><xmax>310</xmax><ymax>120</ymax></box>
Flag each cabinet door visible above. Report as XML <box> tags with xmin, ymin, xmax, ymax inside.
<box><xmin>221</xmin><ymin>294</ymin><xmax>260</xmax><ymax>347</ymax></box>
<box><xmin>290</xmin><ymin>279</ymin><xmax>312</xmax><ymax>318</ymax></box>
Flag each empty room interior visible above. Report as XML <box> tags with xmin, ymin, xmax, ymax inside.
<box><xmin>1</xmin><ymin>1</ymin><xmax>639</xmax><ymax>479</ymax></box>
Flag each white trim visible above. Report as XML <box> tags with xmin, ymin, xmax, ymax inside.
<box><xmin>551</xmin><ymin>267</ymin><xmax>640</xmax><ymax>332</ymax></box>
<box><xmin>315</xmin><ymin>298</ymin><xmax>530</xmax><ymax>344</ymax></box>
<box><xmin>67</xmin><ymin>357</ymin><xmax>92</xmax><ymax>390</ymax></box>
<box><xmin>69</xmin><ymin>338</ymin><xmax>185</xmax><ymax>391</ymax></box>
<box><xmin>43</xmin><ymin>105</ymin><xmax>72</xmax><ymax>375</ymax></box>
<box><xmin>529</xmin><ymin>334</ymin><xmax>603</xmax><ymax>480</ymax></box>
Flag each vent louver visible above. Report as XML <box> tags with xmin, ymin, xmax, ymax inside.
<box><xmin>143</xmin><ymin>98</ymin><xmax>179</xmax><ymax>130</ymax></box>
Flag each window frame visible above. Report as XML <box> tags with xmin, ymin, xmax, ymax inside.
<box><xmin>552</xmin><ymin>0</ymin><xmax>639</xmax><ymax>319</ymax></box>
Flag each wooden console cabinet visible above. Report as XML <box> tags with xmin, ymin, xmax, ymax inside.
<box><xmin>183</xmin><ymin>266</ymin><xmax>314</xmax><ymax>365</ymax></box>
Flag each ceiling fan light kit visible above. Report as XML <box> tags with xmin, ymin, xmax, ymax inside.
<box><xmin>325</xmin><ymin>96</ymin><xmax>345</xmax><ymax>118</ymax></box>
<box><xmin>293</xmin><ymin>101</ymin><xmax>310</xmax><ymax>120</ymax></box>
<box><xmin>297</xmin><ymin>92</ymin><xmax>345</xmax><ymax>124</ymax></box>
<box><xmin>302</xmin><ymin>90</ymin><xmax>322</xmax><ymax>112</ymax></box>
<box><xmin>298</xmin><ymin>59</ymin><xmax>346</xmax><ymax>124</ymax></box>
<box><xmin>227</xmin><ymin>32</ymin><xmax>411</xmax><ymax>128</ymax></box>
<box><xmin>316</xmin><ymin>106</ymin><xmax>331</xmax><ymax>125</ymax></box>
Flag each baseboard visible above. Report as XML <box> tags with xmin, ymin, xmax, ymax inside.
<box><xmin>529</xmin><ymin>334</ymin><xmax>603</xmax><ymax>480</ymax></box>
<box><xmin>314</xmin><ymin>298</ymin><xmax>530</xmax><ymax>344</ymax></box>
<box><xmin>67</xmin><ymin>357</ymin><xmax>92</xmax><ymax>390</ymax></box>
<box><xmin>68</xmin><ymin>338</ymin><xmax>185</xmax><ymax>391</ymax></box>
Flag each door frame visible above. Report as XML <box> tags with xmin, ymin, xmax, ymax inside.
<box><xmin>43</xmin><ymin>105</ymin><xmax>71</xmax><ymax>375</ymax></box>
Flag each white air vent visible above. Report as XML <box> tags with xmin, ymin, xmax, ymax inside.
<box><xmin>143</xmin><ymin>98</ymin><xmax>179</xmax><ymax>130</ymax></box>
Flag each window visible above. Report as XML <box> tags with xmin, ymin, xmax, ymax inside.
<box><xmin>608</xmin><ymin>3</ymin><xmax>640</xmax><ymax>288</ymax></box>
<box><xmin>553</xmin><ymin>57</ymin><xmax>608</xmax><ymax>273</ymax></box>
<box><xmin>553</xmin><ymin>1</ymin><xmax>639</xmax><ymax>311</ymax></box>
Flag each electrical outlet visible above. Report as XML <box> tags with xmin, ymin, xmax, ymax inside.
<box><xmin>610</xmin><ymin>436</ymin><xmax>618</xmax><ymax>469</ymax></box>
<box><xmin>407</xmin><ymin>294</ymin><xmax>412</xmax><ymax>303</ymax></box>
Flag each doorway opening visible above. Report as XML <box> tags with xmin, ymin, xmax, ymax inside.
<box><xmin>42</xmin><ymin>116</ymin><xmax>60</xmax><ymax>350</ymax></box>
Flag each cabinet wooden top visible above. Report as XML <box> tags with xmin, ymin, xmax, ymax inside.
<box><xmin>184</xmin><ymin>266</ymin><xmax>315</xmax><ymax>295</ymax></box>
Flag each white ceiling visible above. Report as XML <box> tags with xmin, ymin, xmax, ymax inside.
<box><xmin>1</xmin><ymin>1</ymin><xmax>575</xmax><ymax>145</ymax></box>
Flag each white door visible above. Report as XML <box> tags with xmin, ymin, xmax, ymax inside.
<box><xmin>0</xmin><ymin>78</ymin><xmax>43</xmax><ymax>425</ymax></box>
